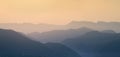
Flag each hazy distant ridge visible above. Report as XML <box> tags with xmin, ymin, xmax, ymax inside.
<box><xmin>0</xmin><ymin>21</ymin><xmax>120</xmax><ymax>33</ymax></box>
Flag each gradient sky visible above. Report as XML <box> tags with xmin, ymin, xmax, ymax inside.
<box><xmin>0</xmin><ymin>0</ymin><xmax>120</xmax><ymax>24</ymax></box>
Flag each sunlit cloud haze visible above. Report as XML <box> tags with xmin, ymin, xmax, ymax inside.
<box><xmin>0</xmin><ymin>0</ymin><xmax>120</xmax><ymax>24</ymax></box>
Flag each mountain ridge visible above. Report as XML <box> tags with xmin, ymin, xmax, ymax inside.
<box><xmin>0</xmin><ymin>29</ymin><xmax>81</xmax><ymax>57</ymax></box>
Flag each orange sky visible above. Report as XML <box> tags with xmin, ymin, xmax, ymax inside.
<box><xmin>0</xmin><ymin>0</ymin><xmax>120</xmax><ymax>25</ymax></box>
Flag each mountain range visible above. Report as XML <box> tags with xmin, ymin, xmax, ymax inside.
<box><xmin>67</xmin><ymin>21</ymin><xmax>120</xmax><ymax>33</ymax></box>
<box><xmin>28</xmin><ymin>27</ymin><xmax>93</xmax><ymax>43</ymax></box>
<box><xmin>1</xmin><ymin>21</ymin><xmax>120</xmax><ymax>33</ymax></box>
<box><xmin>0</xmin><ymin>29</ymin><xmax>81</xmax><ymax>57</ymax></box>
<box><xmin>28</xmin><ymin>27</ymin><xmax>120</xmax><ymax>57</ymax></box>
<box><xmin>63</xmin><ymin>31</ymin><xmax>120</xmax><ymax>57</ymax></box>
<box><xmin>1</xmin><ymin>21</ymin><xmax>120</xmax><ymax>57</ymax></box>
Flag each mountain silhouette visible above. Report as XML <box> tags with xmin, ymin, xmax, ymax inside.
<box><xmin>0</xmin><ymin>23</ymin><xmax>62</xmax><ymax>33</ymax></box>
<box><xmin>63</xmin><ymin>31</ymin><xmax>120</xmax><ymax>57</ymax></box>
<box><xmin>67</xmin><ymin>21</ymin><xmax>120</xmax><ymax>33</ymax></box>
<box><xmin>28</xmin><ymin>27</ymin><xmax>93</xmax><ymax>43</ymax></box>
<box><xmin>99</xmin><ymin>34</ymin><xmax>120</xmax><ymax>57</ymax></box>
<box><xmin>0</xmin><ymin>29</ymin><xmax>81</xmax><ymax>57</ymax></box>
<box><xmin>1</xmin><ymin>21</ymin><xmax>120</xmax><ymax>33</ymax></box>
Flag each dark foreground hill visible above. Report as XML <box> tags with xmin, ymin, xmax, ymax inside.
<box><xmin>63</xmin><ymin>31</ymin><xmax>120</xmax><ymax>57</ymax></box>
<box><xmin>0</xmin><ymin>29</ymin><xmax>81</xmax><ymax>57</ymax></box>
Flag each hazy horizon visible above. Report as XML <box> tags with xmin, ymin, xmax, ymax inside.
<box><xmin>0</xmin><ymin>20</ymin><xmax>120</xmax><ymax>25</ymax></box>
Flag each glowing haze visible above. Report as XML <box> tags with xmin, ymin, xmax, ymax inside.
<box><xmin>0</xmin><ymin>0</ymin><xmax>120</xmax><ymax>25</ymax></box>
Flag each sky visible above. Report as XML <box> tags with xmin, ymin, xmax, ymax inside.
<box><xmin>0</xmin><ymin>0</ymin><xmax>120</xmax><ymax>25</ymax></box>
